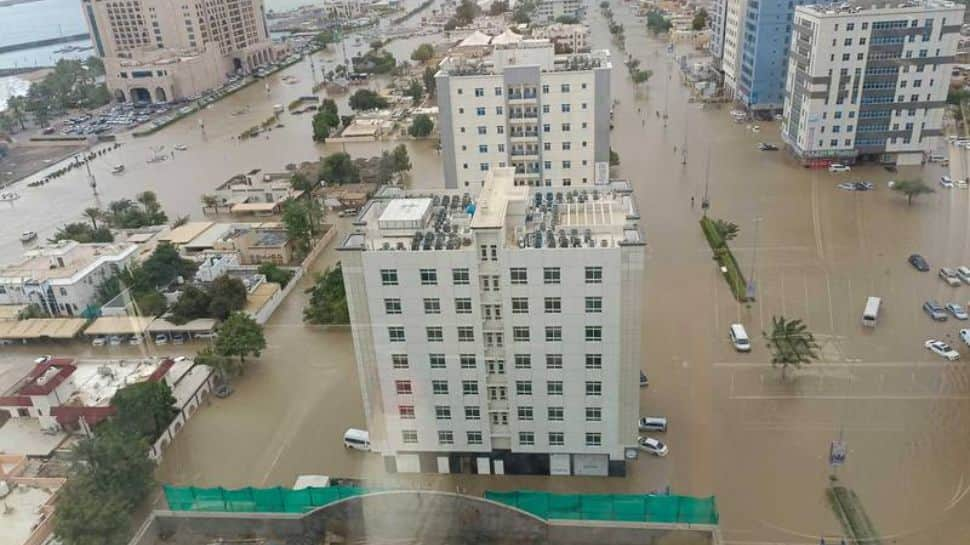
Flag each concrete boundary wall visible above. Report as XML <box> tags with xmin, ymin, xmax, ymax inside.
<box><xmin>129</xmin><ymin>490</ymin><xmax>719</xmax><ymax>545</ymax></box>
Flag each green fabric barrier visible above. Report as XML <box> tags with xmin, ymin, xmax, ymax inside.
<box><xmin>163</xmin><ymin>485</ymin><xmax>377</xmax><ymax>513</ymax></box>
<box><xmin>484</xmin><ymin>490</ymin><xmax>718</xmax><ymax>525</ymax></box>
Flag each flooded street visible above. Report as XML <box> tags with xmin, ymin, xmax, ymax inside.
<box><xmin>4</xmin><ymin>1</ymin><xmax>970</xmax><ymax>543</ymax></box>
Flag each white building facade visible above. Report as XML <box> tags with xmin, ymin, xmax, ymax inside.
<box><xmin>0</xmin><ymin>241</ymin><xmax>137</xmax><ymax>317</ymax></box>
<box><xmin>534</xmin><ymin>0</ymin><xmax>583</xmax><ymax>23</ymax></box>
<box><xmin>783</xmin><ymin>1</ymin><xmax>964</xmax><ymax>165</ymax></box>
<box><xmin>435</xmin><ymin>40</ymin><xmax>612</xmax><ymax>191</ymax></box>
<box><xmin>339</xmin><ymin>169</ymin><xmax>644</xmax><ymax>476</ymax></box>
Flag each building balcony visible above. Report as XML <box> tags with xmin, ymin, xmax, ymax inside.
<box><xmin>509</xmin><ymin>116</ymin><xmax>539</xmax><ymax>125</ymax></box>
<box><xmin>510</xmin><ymin>133</ymin><xmax>539</xmax><ymax>142</ymax></box>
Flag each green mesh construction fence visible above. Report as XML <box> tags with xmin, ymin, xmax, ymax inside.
<box><xmin>163</xmin><ymin>485</ymin><xmax>374</xmax><ymax>513</ymax></box>
<box><xmin>484</xmin><ymin>491</ymin><xmax>719</xmax><ymax>525</ymax></box>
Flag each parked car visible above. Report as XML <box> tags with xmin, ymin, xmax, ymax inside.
<box><xmin>92</xmin><ymin>336</ymin><xmax>108</xmax><ymax>346</ymax></box>
<box><xmin>923</xmin><ymin>300</ymin><xmax>948</xmax><ymax>321</ymax></box>
<box><xmin>909</xmin><ymin>254</ymin><xmax>930</xmax><ymax>271</ymax></box>
<box><xmin>925</xmin><ymin>339</ymin><xmax>960</xmax><ymax>361</ymax></box>
<box><xmin>154</xmin><ymin>333</ymin><xmax>169</xmax><ymax>345</ymax></box>
<box><xmin>638</xmin><ymin>436</ymin><xmax>669</xmax><ymax>457</ymax></box>
<box><xmin>940</xmin><ymin>176</ymin><xmax>955</xmax><ymax>188</ymax></box>
<box><xmin>129</xmin><ymin>335</ymin><xmax>144</xmax><ymax>345</ymax></box>
<box><xmin>960</xmin><ymin>329</ymin><xmax>970</xmax><ymax>347</ymax></box>
<box><xmin>729</xmin><ymin>323</ymin><xmax>751</xmax><ymax>352</ymax></box>
<box><xmin>758</xmin><ymin>142</ymin><xmax>779</xmax><ymax>151</ymax></box>
<box><xmin>946</xmin><ymin>303</ymin><xmax>969</xmax><ymax>320</ymax></box>
<box><xmin>108</xmin><ymin>335</ymin><xmax>123</xmax><ymax>346</ymax></box>
<box><xmin>940</xmin><ymin>268</ymin><xmax>962</xmax><ymax>286</ymax></box>
<box><xmin>638</xmin><ymin>417</ymin><xmax>668</xmax><ymax>432</ymax></box>
<box><xmin>958</xmin><ymin>266</ymin><xmax>970</xmax><ymax>284</ymax></box>
<box><xmin>640</xmin><ymin>370</ymin><xmax>649</xmax><ymax>387</ymax></box>
<box><xmin>172</xmin><ymin>333</ymin><xmax>186</xmax><ymax>344</ymax></box>
<box><xmin>829</xmin><ymin>163</ymin><xmax>851</xmax><ymax>172</ymax></box>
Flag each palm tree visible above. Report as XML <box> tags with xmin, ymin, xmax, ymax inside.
<box><xmin>82</xmin><ymin>207</ymin><xmax>102</xmax><ymax>229</ymax></box>
<box><xmin>764</xmin><ymin>316</ymin><xmax>819</xmax><ymax>379</ymax></box>
<box><xmin>713</xmin><ymin>219</ymin><xmax>739</xmax><ymax>241</ymax></box>
<box><xmin>108</xmin><ymin>198</ymin><xmax>134</xmax><ymax>216</ymax></box>
<box><xmin>201</xmin><ymin>194</ymin><xmax>219</xmax><ymax>212</ymax></box>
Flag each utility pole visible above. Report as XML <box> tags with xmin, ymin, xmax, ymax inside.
<box><xmin>746</xmin><ymin>217</ymin><xmax>762</xmax><ymax>301</ymax></box>
<box><xmin>663</xmin><ymin>72</ymin><xmax>670</xmax><ymax>128</ymax></box>
<box><xmin>84</xmin><ymin>157</ymin><xmax>97</xmax><ymax>195</ymax></box>
<box><xmin>681</xmin><ymin>94</ymin><xmax>688</xmax><ymax>165</ymax></box>
<box><xmin>701</xmin><ymin>146</ymin><xmax>711</xmax><ymax>215</ymax></box>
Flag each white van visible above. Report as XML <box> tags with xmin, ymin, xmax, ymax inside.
<box><xmin>729</xmin><ymin>323</ymin><xmax>751</xmax><ymax>352</ymax></box>
<box><xmin>862</xmin><ymin>296</ymin><xmax>881</xmax><ymax>328</ymax></box>
<box><xmin>638</xmin><ymin>416</ymin><xmax>668</xmax><ymax>432</ymax></box>
<box><xmin>343</xmin><ymin>428</ymin><xmax>370</xmax><ymax>451</ymax></box>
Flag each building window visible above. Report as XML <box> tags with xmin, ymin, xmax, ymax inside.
<box><xmin>543</xmin><ymin>267</ymin><xmax>561</xmax><ymax>284</ymax></box>
<box><xmin>465</xmin><ymin>406</ymin><xmax>481</xmax><ymax>420</ymax></box>
<box><xmin>381</xmin><ymin>269</ymin><xmax>398</xmax><ymax>285</ymax></box>
<box><xmin>545</xmin><ymin>326</ymin><xmax>562</xmax><ymax>342</ymax></box>
<box><xmin>420</xmin><ymin>269</ymin><xmax>438</xmax><ymax>285</ymax></box>
<box><xmin>544</xmin><ymin>297</ymin><xmax>561</xmax><ymax>313</ymax></box>
<box><xmin>474</xmin><ymin>87</ymin><xmax>484</xmax><ymax>96</ymax></box>
<box><xmin>585</xmin><ymin>381</ymin><xmax>602</xmax><ymax>396</ymax></box>
<box><xmin>453</xmin><ymin>268</ymin><xmax>470</xmax><ymax>285</ymax></box>
<box><xmin>458</xmin><ymin>326</ymin><xmax>475</xmax><ymax>342</ymax></box>
<box><xmin>462</xmin><ymin>380</ymin><xmax>479</xmax><ymax>395</ymax></box>
<box><xmin>516</xmin><ymin>381</ymin><xmax>533</xmax><ymax>396</ymax></box>
<box><xmin>548</xmin><ymin>406</ymin><xmax>564</xmax><ymax>421</ymax></box>
<box><xmin>476</xmin><ymin>107</ymin><xmax>486</xmax><ymax>116</ymax></box>
<box><xmin>549</xmin><ymin>432</ymin><xmax>564</xmax><ymax>446</ymax></box>
<box><xmin>385</xmin><ymin>298</ymin><xmax>402</xmax><ymax>314</ymax></box>
<box><xmin>488</xmin><ymin>386</ymin><xmax>507</xmax><ymax>400</ymax></box>
<box><xmin>561</xmin><ymin>103</ymin><xmax>571</xmax><ymax>112</ymax></box>
<box><xmin>429</xmin><ymin>353</ymin><xmax>446</xmax><ymax>369</ymax></box>
<box><xmin>561</xmin><ymin>123</ymin><xmax>571</xmax><ymax>132</ymax></box>
<box><xmin>424</xmin><ymin>298</ymin><xmax>441</xmax><ymax>314</ymax></box>
<box><xmin>395</xmin><ymin>380</ymin><xmax>412</xmax><ymax>394</ymax></box>
<box><xmin>455</xmin><ymin>298</ymin><xmax>472</xmax><ymax>314</ymax></box>
<box><xmin>547</xmin><ymin>380</ymin><xmax>563</xmax><ymax>395</ymax></box>
<box><xmin>435</xmin><ymin>406</ymin><xmax>452</xmax><ymax>420</ymax></box>
<box><xmin>467</xmin><ymin>431</ymin><xmax>483</xmax><ymax>445</ymax></box>
<box><xmin>460</xmin><ymin>354</ymin><xmax>477</xmax><ymax>369</ymax></box>
<box><xmin>562</xmin><ymin>160</ymin><xmax>571</xmax><ymax>169</ymax></box>
<box><xmin>585</xmin><ymin>432</ymin><xmax>601</xmax><ymax>447</ymax></box>
<box><xmin>388</xmin><ymin>327</ymin><xmax>405</xmax><ymax>342</ymax></box>
<box><xmin>433</xmin><ymin>380</ymin><xmax>449</xmax><ymax>394</ymax></box>
<box><xmin>585</xmin><ymin>326</ymin><xmax>602</xmax><ymax>342</ymax></box>
<box><xmin>585</xmin><ymin>266</ymin><xmax>603</xmax><ymax>283</ymax></box>
<box><xmin>519</xmin><ymin>432</ymin><xmax>535</xmax><ymax>446</ymax></box>
<box><xmin>402</xmin><ymin>430</ymin><xmax>418</xmax><ymax>444</ymax></box>
<box><xmin>513</xmin><ymin>326</ymin><xmax>530</xmax><ymax>342</ymax></box>
<box><xmin>391</xmin><ymin>354</ymin><xmax>409</xmax><ymax>369</ymax></box>
<box><xmin>495</xmin><ymin>86</ymin><xmax>502</xmax><ymax>95</ymax></box>
<box><xmin>585</xmin><ymin>297</ymin><xmax>602</xmax><ymax>313</ymax></box>
<box><xmin>546</xmin><ymin>354</ymin><xmax>563</xmax><ymax>369</ymax></box>
<box><xmin>514</xmin><ymin>354</ymin><xmax>531</xmax><ymax>369</ymax></box>
<box><xmin>427</xmin><ymin>326</ymin><xmax>443</xmax><ymax>342</ymax></box>
<box><xmin>510</xmin><ymin>267</ymin><xmax>528</xmax><ymax>284</ymax></box>
<box><xmin>542</xmin><ymin>84</ymin><xmax>549</xmax><ymax>93</ymax></box>
<box><xmin>512</xmin><ymin>297</ymin><xmax>529</xmax><ymax>314</ymax></box>
<box><xmin>585</xmin><ymin>407</ymin><xmax>602</xmax><ymax>421</ymax></box>
<box><xmin>477</xmin><ymin>126</ymin><xmax>487</xmax><ymax>135</ymax></box>
<box><xmin>399</xmin><ymin>405</ymin><xmax>415</xmax><ymax>419</ymax></box>
<box><xmin>585</xmin><ymin>354</ymin><xmax>602</xmax><ymax>369</ymax></box>
<box><xmin>479</xmin><ymin>144</ymin><xmax>488</xmax><ymax>153</ymax></box>
<box><xmin>518</xmin><ymin>406</ymin><xmax>534</xmax><ymax>420</ymax></box>
<box><xmin>438</xmin><ymin>431</ymin><xmax>454</xmax><ymax>445</ymax></box>
<box><xmin>560</xmin><ymin>83</ymin><xmax>570</xmax><ymax>92</ymax></box>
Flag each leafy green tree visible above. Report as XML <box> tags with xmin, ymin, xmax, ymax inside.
<box><xmin>512</xmin><ymin>0</ymin><xmax>536</xmax><ymax>23</ymax></box>
<box><xmin>290</xmin><ymin>172</ymin><xmax>316</xmax><ymax>193</ymax></box>
<box><xmin>488</xmin><ymin>0</ymin><xmax>508</xmax><ymax>15</ymax></box>
<box><xmin>110</xmin><ymin>381</ymin><xmax>177</xmax><ymax>442</ymax></box>
<box><xmin>207</xmin><ymin>275</ymin><xmax>247</xmax><ymax>320</ymax></box>
<box><xmin>610</xmin><ymin>149</ymin><xmax>620</xmax><ymax>166</ymax></box>
<box><xmin>50</xmin><ymin>222</ymin><xmax>114</xmax><ymax>243</ymax></box>
<box><xmin>282</xmin><ymin>199</ymin><xmax>320</xmax><ymax>254</ymax></box>
<box><xmin>258</xmin><ymin>262</ymin><xmax>294</xmax><ymax>287</ymax></box>
<box><xmin>392</xmin><ymin>144</ymin><xmax>411</xmax><ymax>173</ymax></box>
<box><xmin>410</xmin><ymin>43</ymin><xmax>435</xmax><ymax>62</ymax></box>
<box><xmin>631</xmin><ymin>68</ymin><xmax>653</xmax><ymax>85</ymax></box>
<box><xmin>215</xmin><ymin>312</ymin><xmax>267</xmax><ymax>364</ymax></box>
<box><xmin>352</xmin><ymin>49</ymin><xmax>396</xmax><ymax>74</ymax></box>
<box><xmin>764</xmin><ymin>316</ymin><xmax>819</xmax><ymax>378</ymax></box>
<box><xmin>142</xmin><ymin>243</ymin><xmax>197</xmax><ymax>287</ymax></box>
<box><xmin>349</xmin><ymin>89</ymin><xmax>389</xmax><ymax>111</ymax></box>
<box><xmin>54</xmin><ymin>473</ymin><xmax>132</xmax><ymax>545</ymax></box>
<box><xmin>320</xmin><ymin>98</ymin><xmax>338</xmax><ymax>116</ymax></box>
<box><xmin>169</xmin><ymin>284</ymin><xmax>212</xmax><ymax>324</ymax></box>
<box><xmin>646</xmin><ymin>11</ymin><xmax>672</xmax><ymax>34</ymax></box>
<box><xmin>455</xmin><ymin>0</ymin><xmax>481</xmax><ymax>24</ymax></box>
<box><xmin>319</xmin><ymin>152</ymin><xmax>361</xmax><ymax>184</ymax></box>
<box><xmin>195</xmin><ymin>345</ymin><xmax>240</xmax><ymax>381</ymax></box>
<box><xmin>201</xmin><ymin>194</ymin><xmax>219</xmax><ymax>211</ymax></box>
<box><xmin>376</xmin><ymin>150</ymin><xmax>396</xmax><ymax>184</ymax></box>
<box><xmin>312</xmin><ymin>111</ymin><xmax>336</xmax><ymax>142</ymax></box>
<box><xmin>304</xmin><ymin>263</ymin><xmax>349</xmax><ymax>324</ymax></box>
<box><xmin>70</xmin><ymin>426</ymin><xmax>155</xmax><ymax>508</ymax></box>
<box><xmin>134</xmin><ymin>289</ymin><xmax>168</xmax><ymax>317</ymax></box>
<box><xmin>5</xmin><ymin>95</ymin><xmax>28</xmax><ymax>130</ymax></box>
<box><xmin>692</xmin><ymin>7</ymin><xmax>708</xmax><ymax>30</ymax></box>
<box><xmin>947</xmin><ymin>88</ymin><xmax>970</xmax><ymax>106</ymax></box>
<box><xmin>891</xmin><ymin>179</ymin><xmax>935</xmax><ymax>205</ymax></box>
<box><xmin>405</xmin><ymin>78</ymin><xmax>424</xmax><ymax>104</ymax></box>
<box><xmin>423</xmin><ymin>65</ymin><xmax>437</xmax><ymax>97</ymax></box>
<box><xmin>713</xmin><ymin>219</ymin><xmax>739</xmax><ymax>241</ymax></box>
<box><xmin>409</xmin><ymin>113</ymin><xmax>434</xmax><ymax>137</ymax></box>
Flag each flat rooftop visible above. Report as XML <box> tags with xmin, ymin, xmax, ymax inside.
<box><xmin>0</xmin><ymin>241</ymin><xmax>136</xmax><ymax>283</ymax></box>
<box><xmin>799</xmin><ymin>0</ymin><xmax>962</xmax><ymax>15</ymax></box>
<box><xmin>0</xmin><ymin>418</ymin><xmax>68</xmax><ymax>456</ymax></box>
<box><xmin>0</xmin><ymin>483</ymin><xmax>55</xmax><ymax>545</ymax></box>
<box><xmin>342</xmin><ymin>168</ymin><xmax>642</xmax><ymax>252</ymax></box>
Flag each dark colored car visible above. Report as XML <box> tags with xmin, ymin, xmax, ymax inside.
<box><xmin>909</xmin><ymin>254</ymin><xmax>930</xmax><ymax>271</ymax></box>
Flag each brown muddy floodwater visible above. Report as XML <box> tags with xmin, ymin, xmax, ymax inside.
<box><xmin>3</xmin><ymin>3</ymin><xmax>970</xmax><ymax>544</ymax></box>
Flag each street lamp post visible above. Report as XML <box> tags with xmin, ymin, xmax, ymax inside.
<box><xmin>746</xmin><ymin>217</ymin><xmax>762</xmax><ymax>301</ymax></box>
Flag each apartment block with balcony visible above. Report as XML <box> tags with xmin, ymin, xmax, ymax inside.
<box><xmin>782</xmin><ymin>0</ymin><xmax>964</xmax><ymax>165</ymax></box>
<box><xmin>338</xmin><ymin>168</ymin><xmax>644</xmax><ymax>476</ymax></box>
<box><xmin>435</xmin><ymin>39</ymin><xmax>611</xmax><ymax>192</ymax></box>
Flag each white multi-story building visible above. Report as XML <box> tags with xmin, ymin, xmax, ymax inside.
<box><xmin>783</xmin><ymin>0</ymin><xmax>964</xmax><ymax>165</ymax></box>
<box><xmin>532</xmin><ymin>23</ymin><xmax>591</xmax><ymax>53</ymax></box>
<box><xmin>720</xmin><ymin>0</ymin><xmax>748</xmax><ymax>98</ymax></box>
<box><xmin>339</xmin><ymin>168</ymin><xmax>644</xmax><ymax>476</ymax></box>
<box><xmin>0</xmin><ymin>241</ymin><xmax>137</xmax><ymax>317</ymax></box>
<box><xmin>534</xmin><ymin>0</ymin><xmax>583</xmax><ymax>23</ymax></box>
<box><xmin>81</xmin><ymin>0</ymin><xmax>281</xmax><ymax>103</ymax></box>
<box><xmin>435</xmin><ymin>39</ymin><xmax>611</xmax><ymax>192</ymax></box>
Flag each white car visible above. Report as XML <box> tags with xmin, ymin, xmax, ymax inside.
<box><xmin>960</xmin><ymin>329</ymin><xmax>970</xmax><ymax>347</ymax></box>
<box><xmin>940</xmin><ymin>176</ymin><xmax>955</xmax><ymax>188</ymax></box>
<box><xmin>940</xmin><ymin>268</ymin><xmax>962</xmax><ymax>286</ymax></box>
<box><xmin>947</xmin><ymin>303</ymin><xmax>969</xmax><ymax>320</ymax></box>
<box><xmin>957</xmin><ymin>266</ymin><xmax>970</xmax><ymax>284</ymax></box>
<box><xmin>154</xmin><ymin>334</ymin><xmax>169</xmax><ymax>345</ymax></box>
<box><xmin>638</xmin><ymin>436</ymin><xmax>669</xmax><ymax>457</ymax></box>
<box><xmin>91</xmin><ymin>336</ymin><xmax>108</xmax><ymax>347</ymax></box>
<box><xmin>829</xmin><ymin>163</ymin><xmax>851</xmax><ymax>173</ymax></box>
<box><xmin>925</xmin><ymin>339</ymin><xmax>960</xmax><ymax>361</ymax></box>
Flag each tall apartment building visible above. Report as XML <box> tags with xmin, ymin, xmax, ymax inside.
<box><xmin>81</xmin><ymin>0</ymin><xmax>280</xmax><ymax>103</ymax></box>
<box><xmin>534</xmin><ymin>0</ymin><xmax>583</xmax><ymax>24</ymax></box>
<box><xmin>339</xmin><ymin>168</ymin><xmax>645</xmax><ymax>476</ymax></box>
<box><xmin>783</xmin><ymin>1</ymin><xmax>963</xmax><ymax>165</ymax></box>
<box><xmin>708</xmin><ymin>0</ymin><xmax>729</xmax><ymax>65</ymax></box>
<box><xmin>435</xmin><ymin>39</ymin><xmax>611</xmax><ymax>191</ymax></box>
<box><xmin>718</xmin><ymin>0</ymin><xmax>816</xmax><ymax>110</ymax></box>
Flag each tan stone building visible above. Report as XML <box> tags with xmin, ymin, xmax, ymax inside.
<box><xmin>81</xmin><ymin>0</ymin><xmax>282</xmax><ymax>103</ymax></box>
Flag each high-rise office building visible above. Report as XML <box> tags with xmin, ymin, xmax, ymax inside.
<box><xmin>81</xmin><ymin>0</ymin><xmax>280</xmax><ymax>103</ymax></box>
<box><xmin>782</xmin><ymin>0</ymin><xmax>963</xmax><ymax>165</ymax></box>
<box><xmin>435</xmin><ymin>39</ymin><xmax>612</xmax><ymax>191</ymax></box>
<box><xmin>339</xmin><ymin>167</ymin><xmax>645</xmax><ymax>476</ymax></box>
